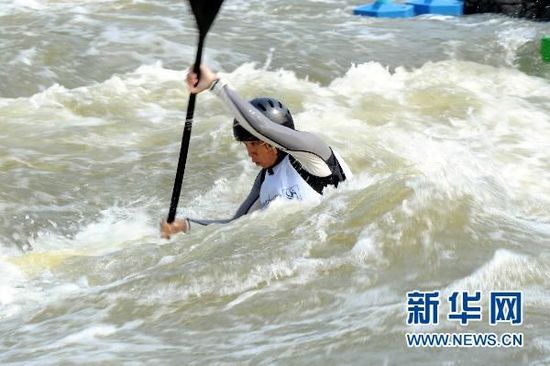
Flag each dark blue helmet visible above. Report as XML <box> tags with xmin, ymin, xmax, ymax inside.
<box><xmin>233</xmin><ymin>97</ymin><xmax>294</xmax><ymax>142</ymax></box>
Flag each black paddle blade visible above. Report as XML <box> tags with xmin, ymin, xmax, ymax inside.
<box><xmin>189</xmin><ymin>0</ymin><xmax>224</xmax><ymax>37</ymax></box>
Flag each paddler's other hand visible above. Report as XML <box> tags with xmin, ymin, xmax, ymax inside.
<box><xmin>160</xmin><ymin>218</ymin><xmax>189</xmax><ymax>239</ymax></box>
<box><xmin>186</xmin><ymin>64</ymin><xmax>218</xmax><ymax>94</ymax></box>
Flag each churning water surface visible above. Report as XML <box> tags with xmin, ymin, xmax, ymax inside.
<box><xmin>0</xmin><ymin>0</ymin><xmax>549</xmax><ymax>365</ymax></box>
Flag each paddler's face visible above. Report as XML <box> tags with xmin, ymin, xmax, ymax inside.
<box><xmin>243</xmin><ymin>140</ymin><xmax>278</xmax><ymax>168</ymax></box>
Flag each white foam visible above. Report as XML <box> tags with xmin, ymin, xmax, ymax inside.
<box><xmin>9</xmin><ymin>47</ymin><xmax>37</xmax><ymax>66</ymax></box>
<box><xmin>496</xmin><ymin>27</ymin><xmax>537</xmax><ymax>66</ymax></box>
<box><xmin>329</xmin><ymin>62</ymin><xmax>405</xmax><ymax>98</ymax></box>
<box><xmin>0</xmin><ymin>256</ymin><xmax>86</xmax><ymax>320</ymax></box>
<box><xmin>29</xmin><ymin>83</ymin><xmax>68</xmax><ymax>109</ymax></box>
<box><xmin>0</xmin><ymin>260</ymin><xmax>26</xmax><ymax>319</ymax></box>
<box><xmin>12</xmin><ymin>0</ymin><xmax>46</xmax><ymax>10</ymax></box>
<box><xmin>321</xmin><ymin>61</ymin><xmax>549</xmax><ymax>212</ymax></box>
<box><xmin>28</xmin><ymin>206</ymin><xmax>157</xmax><ymax>255</ymax></box>
<box><xmin>45</xmin><ymin>324</ymin><xmax>117</xmax><ymax>349</ymax></box>
<box><xmin>445</xmin><ymin>249</ymin><xmax>549</xmax><ymax>295</ymax></box>
<box><xmin>138</xmin><ymin>257</ymin><xmax>306</xmax><ymax>305</ymax></box>
<box><xmin>351</xmin><ymin>227</ymin><xmax>387</xmax><ymax>265</ymax></box>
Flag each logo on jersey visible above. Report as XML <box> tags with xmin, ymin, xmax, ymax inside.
<box><xmin>262</xmin><ymin>185</ymin><xmax>303</xmax><ymax>207</ymax></box>
<box><xmin>283</xmin><ymin>185</ymin><xmax>302</xmax><ymax>200</ymax></box>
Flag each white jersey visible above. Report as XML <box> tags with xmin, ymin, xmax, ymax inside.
<box><xmin>186</xmin><ymin>79</ymin><xmax>352</xmax><ymax>229</ymax></box>
<box><xmin>260</xmin><ymin>155</ymin><xmax>322</xmax><ymax>207</ymax></box>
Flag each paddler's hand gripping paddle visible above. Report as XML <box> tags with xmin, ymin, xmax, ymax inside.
<box><xmin>167</xmin><ymin>0</ymin><xmax>224</xmax><ymax>224</ymax></box>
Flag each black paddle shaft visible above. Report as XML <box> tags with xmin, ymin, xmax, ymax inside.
<box><xmin>167</xmin><ymin>0</ymin><xmax>224</xmax><ymax>223</ymax></box>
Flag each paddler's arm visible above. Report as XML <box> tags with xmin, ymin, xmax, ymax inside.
<box><xmin>160</xmin><ymin>170</ymin><xmax>264</xmax><ymax>239</ymax></box>
<box><xmin>187</xmin><ymin>65</ymin><xmax>335</xmax><ymax>178</ymax></box>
